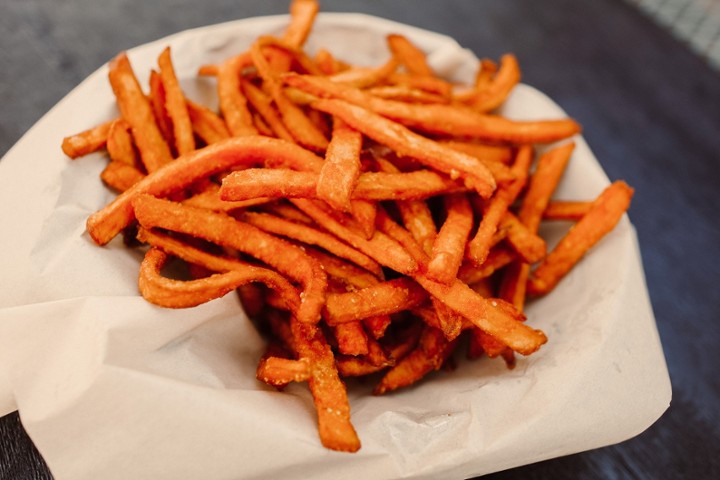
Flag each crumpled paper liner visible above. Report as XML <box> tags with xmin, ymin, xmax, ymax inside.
<box><xmin>0</xmin><ymin>13</ymin><xmax>670</xmax><ymax>480</ymax></box>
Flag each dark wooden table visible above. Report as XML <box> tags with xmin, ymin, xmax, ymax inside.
<box><xmin>2</xmin><ymin>1</ymin><xmax>718</xmax><ymax>478</ymax></box>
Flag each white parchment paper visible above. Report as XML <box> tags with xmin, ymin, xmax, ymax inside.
<box><xmin>0</xmin><ymin>13</ymin><xmax>671</xmax><ymax>480</ymax></box>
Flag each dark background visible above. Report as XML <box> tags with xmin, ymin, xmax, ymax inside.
<box><xmin>1</xmin><ymin>1</ymin><xmax>719</xmax><ymax>478</ymax></box>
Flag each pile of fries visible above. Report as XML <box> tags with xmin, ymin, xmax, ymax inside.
<box><xmin>61</xmin><ymin>0</ymin><xmax>633</xmax><ymax>452</ymax></box>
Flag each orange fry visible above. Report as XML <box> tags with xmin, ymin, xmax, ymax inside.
<box><xmin>316</xmin><ymin>118</ymin><xmax>363</xmax><ymax>211</ymax></box>
<box><xmin>542</xmin><ymin>200</ymin><xmax>593</xmax><ymax>221</ymax></box>
<box><xmin>397</xmin><ymin>199</ymin><xmax>437</xmax><ymax>256</ymax></box>
<box><xmin>335</xmin><ymin>339</ymin><xmax>394</xmax><ymax>377</ymax></box>
<box><xmin>282</xmin><ymin>0</ymin><xmax>320</xmax><ymax>47</ymax></box>
<box><xmin>328</xmin><ymin>57</ymin><xmax>399</xmax><ymax>89</ymax></box>
<box><xmin>106</xmin><ymin>119</ymin><xmax>138</xmax><ymax>167</ymax></box>
<box><xmin>148</xmin><ymin>69</ymin><xmax>174</xmax><ymax>147</ymax></box>
<box><xmin>501</xmin><ymin>212</ymin><xmax>547</xmax><ymax>263</ymax></box>
<box><xmin>374</xmin><ymin>156</ymin><xmax>437</xmax><ymax>256</ymax></box>
<box><xmin>528</xmin><ymin>181</ymin><xmax>634</xmax><ymax>296</ymax></box>
<box><xmin>374</xmin><ymin>207</ymin><xmax>430</xmax><ymax>267</ymax></box>
<box><xmin>220</xmin><ymin>168</ymin><xmax>462</xmax><ymax>202</ymax></box>
<box><xmin>498</xmin><ymin>261</ymin><xmax>531</xmax><ymax>312</ymax></box>
<box><xmin>303</xmin><ymin>246</ymin><xmax>383</xmax><ymax>286</ymax></box>
<box><xmin>257</xmin><ymin>356</ymin><xmax>311</xmax><ymax>387</ymax></box>
<box><xmin>186</xmin><ymin>99</ymin><xmax>231</xmax><ymax>145</ymax></box>
<box><xmin>62</xmin><ymin>120</ymin><xmax>114</xmax><ymax>159</ymax></box>
<box><xmin>333</xmin><ymin>321</ymin><xmax>370</xmax><ymax>356</ymax></box>
<box><xmin>386</xmin><ymin>33</ymin><xmax>434</xmax><ymax>77</ymax></box>
<box><xmin>348</xmin><ymin>199</ymin><xmax>377</xmax><ymax>239</ymax></box>
<box><xmin>157</xmin><ymin>46</ymin><xmax>195</xmax><ymax>155</ymax></box>
<box><xmin>138</xmin><ymin>247</ymin><xmax>298</xmax><ymax>309</ymax></box>
<box><xmin>182</xmin><ymin>184</ymin><xmax>271</xmax><ymax>212</ymax></box>
<box><xmin>217</xmin><ymin>53</ymin><xmax>258</xmax><ymax>137</ymax></box>
<box><xmin>518</xmin><ymin>142</ymin><xmax>575</xmax><ymax>233</ymax></box>
<box><xmin>386</xmin><ymin>72</ymin><xmax>453</xmax><ymax>99</ymax></box>
<box><xmin>290</xmin><ymin>316</ymin><xmax>361</xmax><ymax>452</ymax></box>
<box><xmin>457</xmin><ymin>246</ymin><xmax>517</xmax><ymax>285</ymax></box>
<box><xmin>367</xmin><ymin>85</ymin><xmax>449</xmax><ymax>104</ymax></box>
<box><xmin>374</xmin><ymin>325</ymin><xmax>455</xmax><ymax>395</ymax></box>
<box><xmin>426</xmin><ymin>193</ymin><xmax>474</xmax><ymax>284</ymax></box>
<box><xmin>108</xmin><ymin>52</ymin><xmax>173</xmax><ymax>172</ymax></box>
<box><xmin>100</xmin><ymin>161</ymin><xmax>145</xmax><ymax>193</ymax></box>
<box><xmin>438</xmin><ymin>139</ymin><xmax>515</xmax><ymax>165</ymax></box>
<box><xmin>324</xmin><ymin>278</ymin><xmax>427</xmax><ymax>325</ymax></box>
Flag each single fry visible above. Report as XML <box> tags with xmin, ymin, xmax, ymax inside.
<box><xmin>106</xmin><ymin>119</ymin><xmax>138</xmax><ymax>167</ymax></box>
<box><xmin>62</xmin><ymin>120</ymin><xmax>113</xmax><ymax>159</ymax></box>
<box><xmin>333</xmin><ymin>321</ymin><xmax>370</xmax><ymax>356</ymax></box>
<box><xmin>220</xmin><ymin>168</ymin><xmax>462</xmax><ymax>202</ymax></box>
<box><xmin>501</xmin><ymin>212</ymin><xmax>547</xmax><ymax>263</ymax></box>
<box><xmin>466</xmin><ymin>53</ymin><xmax>521</xmax><ymax>112</ymax></box>
<box><xmin>324</xmin><ymin>277</ymin><xmax>427</xmax><ymax>325</ymax></box>
<box><xmin>186</xmin><ymin>99</ymin><xmax>230</xmax><ymax>145</ymax></box>
<box><xmin>282</xmin><ymin>0</ymin><xmax>320</xmax><ymax>47</ymax></box>
<box><xmin>328</xmin><ymin>57</ymin><xmax>399</xmax><ymax>89</ymax></box>
<box><xmin>518</xmin><ymin>142</ymin><xmax>575</xmax><ymax>233</ymax></box>
<box><xmin>257</xmin><ymin>356</ymin><xmax>311</xmax><ymax>387</ymax></box>
<box><xmin>543</xmin><ymin>200</ymin><xmax>593</xmax><ymax>221</ymax></box>
<box><xmin>285</xmin><ymin>72</ymin><xmax>581</xmax><ymax>144</ymax></box>
<box><xmin>100</xmin><ymin>160</ymin><xmax>145</xmax><ymax>192</ymax></box>
<box><xmin>316</xmin><ymin>118</ymin><xmax>363</xmax><ymax>212</ymax></box>
<box><xmin>217</xmin><ymin>53</ymin><xmax>258</xmax><ymax>137</ymax></box>
<box><xmin>182</xmin><ymin>183</ymin><xmax>271</xmax><ymax>212</ymax></box>
<box><xmin>528</xmin><ymin>181</ymin><xmax>634</xmax><ymax>295</ymax></box>
<box><xmin>426</xmin><ymin>193</ymin><xmax>474</xmax><ymax>284</ymax></box>
<box><xmin>438</xmin><ymin>139</ymin><xmax>514</xmax><ymax>165</ymax></box>
<box><xmin>457</xmin><ymin>247</ymin><xmax>517</xmax><ymax>285</ymax></box>
<box><xmin>374</xmin><ymin>326</ymin><xmax>455</xmax><ymax>395</ymax></box>
<box><xmin>498</xmin><ymin>261</ymin><xmax>531</xmax><ymax>312</ymax></box>
<box><xmin>148</xmin><ymin>69</ymin><xmax>174</xmax><ymax>147</ymax></box>
<box><xmin>158</xmin><ymin>47</ymin><xmax>195</xmax><ymax>155</ymax></box>
<box><xmin>290</xmin><ymin>316</ymin><xmax>361</xmax><ymax>452</ymax></box>
<box><xmin>138</xmin><ymin>247</ymin><xmax>298</xmax><ymax>309</ymax></box>
<box><xmin>387</xmin><ymin>33</ymin><xmax>434</xmax><ymax>77</ymax></box>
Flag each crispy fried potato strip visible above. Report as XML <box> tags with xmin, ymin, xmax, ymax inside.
<box><xmin>528</xmin><ymin>181</ymin><xmax>634</xmax><ymax>296</ymax></box>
